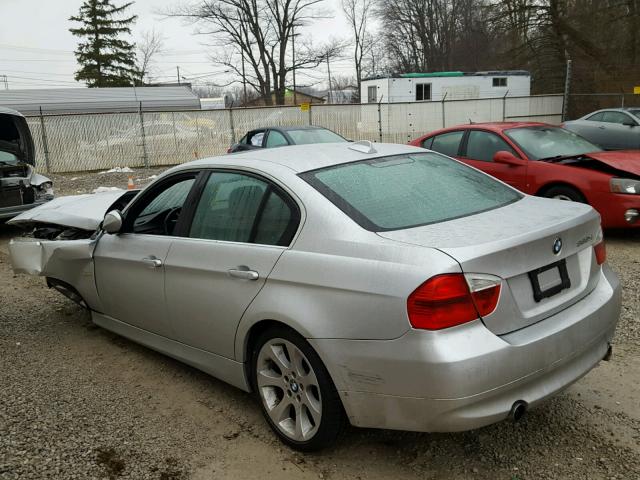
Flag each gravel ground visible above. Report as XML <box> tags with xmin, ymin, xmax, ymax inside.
<box><xmin>1</xmin><ymin>173</ymin><xmax>639</xmax><ymax>479</ymax></box>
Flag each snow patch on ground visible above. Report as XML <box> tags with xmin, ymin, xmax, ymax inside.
<box><xmin>99</xmin><ymin>167</ymin><xmax>134</xmax><ymax>174</ymax></box>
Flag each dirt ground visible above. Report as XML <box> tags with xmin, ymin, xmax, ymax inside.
<box><xmin>1</xmin><ymin>169</ymin><xmax>639</xmax><ymax>479</ymax></box>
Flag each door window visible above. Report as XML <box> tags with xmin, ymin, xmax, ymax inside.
<box><xmin>586</xmin><ymin>112</ymin><xmax>605</xmax><ymax>122</ymax></box>
<box><xmin>127</xmin><ymin>176</ymin><xmax>197</xmax><ymax>236</ymax></box>
<box><xmin>188</xmin><ymin>172</ymin><xmax>298</xmax><ymax>246</ymax></box>
<box><xmin>266</xmin><ymin>130</ymin><xmax>289</xmax><ymax>148</ymax></box>
<box><xmin>430</xmin><ymin>131</ymin><xmax>464</xmax><ymax>157</ymax></box>
<box><xmin>602</xmin><ymin>111</ymin><xmax>636</xmax><ymax>125</ymax></box>
<box><xmin>465</xmin><ymin>130</ymin><xmax>517</xmax><ymax>162</ymax></box>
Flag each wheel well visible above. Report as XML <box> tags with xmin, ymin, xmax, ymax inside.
<box><xmin>243</xmin><ymin>319</ymin><xmax>294</xmax><ymax>392</ymax></box>
<box><xmin>536</xmin><ymin>182</ymin><xmax>586</xmax><ymax>201</ymax></box>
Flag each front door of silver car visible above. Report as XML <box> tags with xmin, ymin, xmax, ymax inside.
<box><xmin>164</xmin><ymin>170</ymin><xmax>301</xmax><ymax>358</ymax></box>
<box><xmin>602</xmin><ymin>111</ymin><xmax>640</xmax><ymax>149</ymax></box>
<box><xmin>93</xmin><ymin>173</ymin><xmax>199</xmax><ymax>337</ymax></box>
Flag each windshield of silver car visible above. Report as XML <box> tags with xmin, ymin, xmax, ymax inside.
<box><xmin>300</xmin><ymin>152</ymin><xmax>522</xmax><ymax>231</ymax></box>
<box><xmin>504</xmin><ymin>126</ymin><xmax>602</xmax><ymax>160</ymax></box>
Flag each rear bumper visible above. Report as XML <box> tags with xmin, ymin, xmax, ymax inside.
<box><xmin>0</xmin><ymin>198</ymin><xmax>51</xmax><ymax>220</ymax></box>
<box><xmin>310</xmin><ymin>265</ymin><xmax>621</xmax><ymax>432</ymax></box>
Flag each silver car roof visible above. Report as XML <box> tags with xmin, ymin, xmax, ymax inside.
<box><xmin>173</xmin><ymin>142</ymin><xmax>426</xmax><ymax>174</ymax></box>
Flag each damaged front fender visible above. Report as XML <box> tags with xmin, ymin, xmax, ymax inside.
<box><xmin>9</xmin><ymin>237</ymin><xmax>102</xmax><ymax>311</ymax></box>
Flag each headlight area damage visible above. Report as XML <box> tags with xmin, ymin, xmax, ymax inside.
<box><xmin>8</xmin><ymin>189</ymin><xmax>139</xmax><ymax>309</ymax></box>
<box><xmin>0</xmin><ymin>108</ymin><xmax>54</xmax><ymax>220</ymax></box>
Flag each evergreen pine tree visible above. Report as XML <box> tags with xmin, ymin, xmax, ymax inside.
<box><xmin>69</xmin><ymin>0</ymin><xmax>139</xmax><ymax>87</ymax></box>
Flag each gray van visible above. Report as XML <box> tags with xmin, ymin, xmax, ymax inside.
<box><xmin>0</xmin><ymin>107</ymin><xmax>53</xmax><ymax>220</ymax></box>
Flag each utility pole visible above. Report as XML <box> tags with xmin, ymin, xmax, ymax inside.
<box><xmin>241</xmin><ymin>54</ymin><xmax>247</xmax><ymax>106</ymax></box>
<box><xmin>176</xmin><ymin>66</ymin><xmax>181</xmax><ymax>85</ymax></box>
<box><xmin>292</xmin><ymin>32</ymin><xmax>297</xmax><ymax>105</ymax></box>
<box><xmin>326</xmin><ymin>53</ymin><xmax>333</xmax><ymax>104</ymax></box>
<box><xmin>562</xmin><ymin>57</ymin><xmax>572</xmax><ymax>121</ymax></box>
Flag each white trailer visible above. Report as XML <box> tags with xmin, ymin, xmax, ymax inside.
<box><xmin>362</xmin><ymin>71</ymin><xmax>531</xmax><ymax>104</ymax></box>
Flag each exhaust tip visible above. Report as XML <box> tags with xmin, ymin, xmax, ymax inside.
<box><xmin>603</xmin><ymin>343</ymin><xmax>613</xmax><ymax>361</ymax></box>
<box><xmin>509</xmin><ymin>400</ymin><xmax>528</xmax><ymax>423</ymax></box>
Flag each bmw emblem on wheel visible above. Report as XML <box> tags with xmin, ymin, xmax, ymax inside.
<box><xmin>553</xmin><ymin>237</ymin><xmax>563</xmax><ymax>255</ymax></box>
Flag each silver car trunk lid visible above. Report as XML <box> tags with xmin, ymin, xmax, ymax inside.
<box><xmin>378</xmin><ymin>196</ymin><xmax>603</xmax><ymax>335</ymax></box>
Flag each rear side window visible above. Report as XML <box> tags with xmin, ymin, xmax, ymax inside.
<box><xmin>430</xmin><ymin>131</ymin><xmax>464</xmax><ymax>157</ymax></box>
<box><xmin>300</xmin><ymin>152</ymin><xmax>522</xmax><ymax>231</ymax></box>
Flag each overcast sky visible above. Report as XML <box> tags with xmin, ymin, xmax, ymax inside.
<box><xmin>0</xmin><ymin>0</ymin><xmax>354</xmax><ymax>91</ymax></box>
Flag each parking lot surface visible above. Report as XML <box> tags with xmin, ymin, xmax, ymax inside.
<box><xmin>1</xmin><ymin>169</ymin><xmax>639</xmax><ymax>479</ymax></box>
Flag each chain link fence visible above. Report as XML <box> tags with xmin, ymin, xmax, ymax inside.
<box><xmin>568</xmin><ymin>93</ymin><xmax>640</xmax><ymax>118</ymax></box>
<box><xmin>25</xmin><ymin>94</ymin><xmax>563</xmax><ymax>173</ymax></box>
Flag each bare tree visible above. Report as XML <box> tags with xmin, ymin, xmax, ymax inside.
<box><xmin>168</xmin><ymin>0</ymin><xmax>333</xmax><ymax>105</ymax></box>
<box><xmin>136</xmin><ymin>29</ymin><xmax>165</xmax><ymax>84</ymax></box>
<box><xmin>342</xmin><ymin>0</ymin><xmax>374</xmax><ymax>102</ymax></box>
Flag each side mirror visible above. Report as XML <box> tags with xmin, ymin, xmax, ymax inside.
<box><xmin>493</xmin><ymin>150</ymin><xmax>524</xmax><ymax>166</ymax></box>
<box><xmin>102</xmin><ymin>210</ymin><xmax>123</xmax><ymax>234</ymax></box>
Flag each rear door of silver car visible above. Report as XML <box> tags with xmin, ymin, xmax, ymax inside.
<box><xmin>163</xmin><ymin>169</ymin><xmax>300</xmax><ymax>358</ymax></box>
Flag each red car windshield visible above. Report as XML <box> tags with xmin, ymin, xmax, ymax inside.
<box><xmin>504</xmin><ymin>126</ymin><xmax>602</xmax><ymax>160</ymax></box>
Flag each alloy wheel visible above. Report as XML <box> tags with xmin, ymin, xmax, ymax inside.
<box><xmin>256</xmin><ymin>338</ymin><xmax>322</xmax><ymax>442</ymax></box>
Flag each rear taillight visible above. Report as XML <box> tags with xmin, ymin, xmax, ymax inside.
<box><xmin>407</xmin><ymin>273</ymin><xmax>501</xmax><ymax>330</ymax></box>
<box><xmin>594</xmin><ymin>241</ymin><xmax>606</xmax><ymax>265</ymax></box>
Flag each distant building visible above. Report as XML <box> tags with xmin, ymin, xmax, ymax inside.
<box><xmin>322</xmin><ymin>87</ymin><xmax>358</xmax><ymax>104</ymax></box>
<box><xmin>242</xmin><ymin>89</ymin><xmax>324</xmax><ymax>107</ymax></box>
<box><xmin>0</xmin><ymin>86</ymin><xmax>201</xmax><ymax>115</ymax></box>
<box><xmin>361</xmin><ymin>71</ymin><xmax>531</xmax><ymax>103</ymax></box>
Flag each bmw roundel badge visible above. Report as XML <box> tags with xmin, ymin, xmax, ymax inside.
<box><xmin>553</xmin><ymin>237</ymin><xmax>563</xmax><ymax>255</ymax></box>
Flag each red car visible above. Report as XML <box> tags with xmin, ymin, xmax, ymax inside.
<box><xmin>410</xmin><ymin>122</ymin><xmax>640</xmax><ymax>228</ymax></box>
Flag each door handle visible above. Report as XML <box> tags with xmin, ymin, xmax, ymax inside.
<box><xmin>142</xmin><ymin>256</ymin><xmax>163</xmax><ymax>268</ymax></box>
<box><xmin>598</xmin><ymin>126</ymin><xmax>606</xmax><ymax>129</ymax></box>
<box><xmin>228</xmin><ymin>268</ymin><xmax>259</xmax><ymax>280</ymax></box>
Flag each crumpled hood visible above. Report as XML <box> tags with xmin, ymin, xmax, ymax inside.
<box><xmin>586</xmin><ymin>150</ymin><xmax>640</xmax><ymax>177</ymax></box>
<box><xmin>8</xmin><ymin>189</ymin><xmax>130</xmax><ymax>231</ymax></box>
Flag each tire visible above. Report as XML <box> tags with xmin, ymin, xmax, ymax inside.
<box><xmin>250</xmin><ymin>326</ymin><xmax>344</xmax><ymax>451</ymax></box>
<box><xmin>542</xmin><ymin>185</ymin><xmax>586</xmax><ymax>203</ymax></box>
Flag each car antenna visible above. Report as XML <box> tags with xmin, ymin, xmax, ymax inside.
<box><xmin>348</xmin><ymin>140</ymin><xmax>378</xmax><ymax>154</ymax></box>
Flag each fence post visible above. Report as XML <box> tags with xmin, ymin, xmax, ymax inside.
<box><xmin>229</xmin><ymin>108</ymin><xmax>236</xmax><ymax>144</ymax></box>
<box><xmin>562</xmin><ymin>58</ymin><xmax>572</xmax><ymax>121</ymax></box>
<box><xmin>502</xmin><ymin>90</ymin><xmax>509</xmax><ymax>121</ymax></box>
<box><xmin>377</xmin><ymin>97</ymin><xmax>383</xmax><ymax>142</ymax></box>
<box><xmin>38</xmin><ymin>107</ymin><xmax>51</xmax><ymax>173</ymax></box>
<box><xmin>138</xmin><ymin>101</ymin><xmax>149</xmax><ymax>168</ymax></box>
<box><xmin>441</xmin><ymin>92</ymin><xmax>448</xmax><ymax>128</ymax></box>
<box><xmin>621</xmin><ymin>93</ymin><xmax>625</xmax><ymax>108</ymax></box>
<box><xmin>308</xmin><ymin>103</ymin><xmax>313</xmax><ymax>125</ymax></box>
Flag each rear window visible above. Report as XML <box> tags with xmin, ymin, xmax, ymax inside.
<box><xmin>300</xmin><ymin>152</ymin><xmax>522</xmax><ymax>231</ymax></box>
<box><xmin>287</xmin><ymin>129</ymin><xmax>345</xmax><ymax>145</ymax></box>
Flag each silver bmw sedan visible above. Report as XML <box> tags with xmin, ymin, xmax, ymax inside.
<box><xmin>9</xmin><ymin>142</ymin><xmax>621</xmax><ymax>451</ymax></box>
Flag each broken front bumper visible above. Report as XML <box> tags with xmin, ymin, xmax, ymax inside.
<box><xmin>9</xmin><ymin>237</ymin><xmax>101</xmax><ymax>310</ymax></box>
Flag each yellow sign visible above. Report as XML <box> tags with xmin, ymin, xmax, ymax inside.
<box><xmin>300</xmin><ymin>103</ymin><xmax>310</xmax><ymax>112</ymax></box>
<box><xmin>634</xmin><ymin>86</ymin><xmax>640</xmax><ymax>95</ymax></box>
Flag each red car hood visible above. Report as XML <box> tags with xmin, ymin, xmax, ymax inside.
<box><xmin>586</xmin><ymin>150</ymin><xmax>640</xmax><ymax>176</ymax></box>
